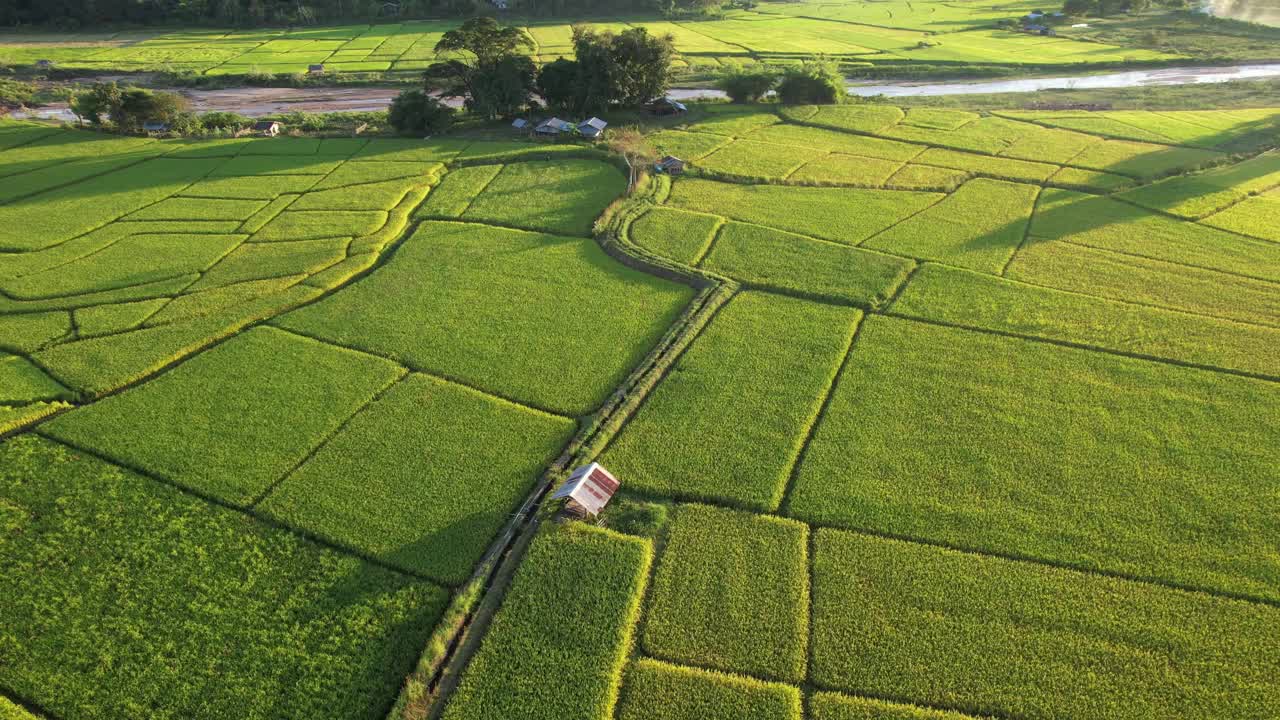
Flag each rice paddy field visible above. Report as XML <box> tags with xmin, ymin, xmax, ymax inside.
<box><xmin>2</xmin><ymin>93</ymin><xmax>1279</xmax><ymax>720</ymax></box>
<box><xmin>0</xmin><ymin>0</ymin><xmax>1181</xmax><ymax>78</ymax></box>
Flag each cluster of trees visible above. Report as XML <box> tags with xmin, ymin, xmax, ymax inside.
<box><xmin>70</xmin><ymin>82</ymin><xmax>194</xmax><ymax>131</ymax></box>
<box><xmin>537</xmin><ymin>25</ymin><xmax>675</xmax><ymax>114</ymax></box>
<box><xmin>3</xmin><ymin>0</ymin><xmax>720</xmax><ymax>27</ymax></box>
<box><xmin>715</xmin><ymin>61</ymin><xmax>846</xmax><ymax>105</ymax></box>
<box><xmin>390</xmin><ymin>17</ymin><xmax>674</xmax><ymax>133</ymax></box>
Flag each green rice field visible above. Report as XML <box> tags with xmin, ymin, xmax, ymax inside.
<box><xmin>0</xmin><ymin>1</ymin><xmax>1181</xmax><ymax>78</ymax></box>
<box><xmin>2</xmin><ymin>93</ymin><xmax>1279</xmax><ymax>720</ymax></box>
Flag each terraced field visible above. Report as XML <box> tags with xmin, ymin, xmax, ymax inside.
<box><xmin>0</xmin><ymin>1</ymin><xmax>1177</xmax><ymax>77</ymax></box>
<box><xmin>2</xmin><ymin>97</ymin><xmax>1279</xmax><ymax>720</ymax></box>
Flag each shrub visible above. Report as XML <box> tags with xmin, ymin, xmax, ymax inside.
<box><xmin>715</xmin><ymin>68</ymin><xmax>777</xmax><ymax>103</ymax></box>
<box><xmin>776</xmin><ymin>60</ymin><xmax>845</xmax><ymax>105</ymax></box>
<box><xmin>388</xmin><ymin>89</ymin><xmax>454</xmax><ymax>136</ymax></box>
<box><xmin>199</xmin><ymin>111</ymin><xmax>251</xmax><ymax>131</ymax></box>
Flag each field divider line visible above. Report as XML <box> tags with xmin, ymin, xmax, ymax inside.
<box><xmin>1056</xmin><ymin>236</ymin><xmax>1280</xmax><ymax>286</ymax></box>
<box><xmin>775</xmin><ymin>312</ymin><xmax>866</xmax><ymax>515</ymax></box>
<box><xmin>246</xmin><ymin>368</ymin><xmax>409</xmax><ymax>509</ymax></box>
<box><xmin>453</xmin><ymin>162</ymin><xmax>508</xmax><ymax>220</ymax></box>
<box><xmin>884</xmin><ymin>309</ymin><xmax>1280</xmax><ymax>383</ymax></box>
<box><xmin>797</xmin><ymin>516</ymin><xmax>1280</xmax><ymax>611</ymax></box>
<box><xmin>977</xmin><ymin>260</ymin><xmax>1280</xmax><ymax>330</ymax></box>
<box><xmin>1000</xmin><ymin>185</ymin><xmax>1043</xmax><ymax>276</ymax></box>
<box><xmin>34</xmin><ymin>431</ymin><xmax>443</xmax><ymax>585</ymax></box>
<box><xmin>0</xmin><ymin>685</ymin><xmax>67</xmax><ymax>720</ymax></box>
<box><xmin>855</xmin><ymin>189</ymin><xmax>951</xmax><ymax>248</ymax></box>
<box><xmin>395</xmin><ymin>181</ymin><xmax>742</xmax><ymax>720</ymax></box>
<box><xmin>133</xmin><ymin>238</ymin><xmax>253</xmax><ymax>328</ymax></box>
<box><xmin>691</xmin><ymin>219</ymin><xmax>729</xmax><ymax>268</ymax></box>
<box><xmin>877</xmin><ymin>261</ymin><xmax>923</xmax><ymax>314</ymax></box>
<box><xmin>0</xmin><ymin>151</ymin><xmax>232</xmax><ymax>263</ymax></box>
<box><xmin>0</xmin><ymin>150</ymin><xmax>163</xmax><ymax>207</ymax></box>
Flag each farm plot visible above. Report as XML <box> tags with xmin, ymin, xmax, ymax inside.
<box><xmin>666</xmin><ymin>178</ymin><xmax>942</xmax><ymax>246</ymax></box>
<box><xmin>812</xmin><ymin>530</ymin><xmax>1280</xmax><ymax>719</ymax></box>
<box><xmin>1116</xmin><ymin>151</ymin><xmax>1280</xmax><ymax>219</ymax></box>
<box><xmin>274</xmin><ymin>221</ymin><xmax>693</xmax><ymax>416</ymax></box>
<box><xmin>0</xmin><ymin>434</ymin><xmax>448</xmax><ymax>720</ymax></box>
<box><xmin>458</xmin><ymin>160</ymin><xmax>627</xmax><ymax>236</ymax></box>
<box><xmin>787</xmin><ymin>315</ymin><xmax>1280</xmax><ymax>603</ymax></box>
<box><xmin>440</xmin><ymin>523</ymin><xmax>651</xmax><ymax>720</ymax></box>
<box><xmin>1028</xmin><ymin>188</ymin><xmax>1280</xmax><ymax>282</ymax></box>
<box><xmin>601</xmin><ymin>291</ymin><xmax>859</xmax><ymax>511</ymax></box>
<box><xmin>861</xmin><ymin>178</ymin><xmax>1038</xmax><ymax>274</ymax></box>
<box><xmin>641</xmin><ymin>504</ymin><xmax>809</xmax><ymax>683</ymax></box>
<box><xmin>260</xmin><ymin>373</ymin><xmax>576</xmax><ymax>583</ymax></box>
<box><xmin>629</xmin><ymin>206</ymin><xmax>723</xmax><ymax>265</ymax></box>
<box><xmin>701</xmin><ymin>222</ymin><xmax>915</xmax><ymax>306</ymax></box>
<box><xmin>890</xmin><ymin>263</ymin><xmax>1280</xmax><ymax>377</ymax></box>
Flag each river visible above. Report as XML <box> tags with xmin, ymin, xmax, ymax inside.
<box><xmin>10</xmin><ymin>62</ymin><xmax>1280</xmax><ymax>121</ymax></box>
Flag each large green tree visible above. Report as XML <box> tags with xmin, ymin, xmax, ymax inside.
<box><xmin>426</xmin><ymin>18</ymin><xmax>536</xmax><ymax>119</ymax></box>
<box><xmin>536</xmin><ymin>25</ymin><xmax>675</xmax><ymax>115</ymax></box>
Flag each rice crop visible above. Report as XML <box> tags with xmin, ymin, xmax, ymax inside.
<box><xmin>0</xmin><ymin>434</ymin><xmax>447</xmax><ymax>720</ymax></box>
<box><xmin>617</xmin><ymin>659</ymin><xmax>802</xmax><ymax>720</ymax></box>
<box><xmin>667</xmin><ymin>178</ymin><xmax>942</xmax><ymax>246</ymax></box>
<box><xmin>747</xmin><ymin>124</ymin><xmax>923</xmax><ymax>162</ymax></box>
<box><xmin>179</xmin><ymin>174</ymin><xmax>321</xmax><ymax>199</ymax></box>
<box><xmin>0</xmin><ymin>157</ymin><xmax>222</xmax><ymax>252</ymax></box>
<box><xmin>251</xmin><ymin>210</ymin><xmax>387</xmax><ymax>241</ymax></box>
<box><xmin>274</xmin><ymin>221</ymin><xmax>692</xmax><ymax>416</ymax></box>
<box><xmin>189</xmin><ymin>237</ymin><xmax>348</xmax><ymax>290</ymax></box>
<box><xmin>912</xmin><ymin>148</ymin><xmax>1058</xmax><ymax>183</ymax></box>
<box><xmin>793</xmin><ymin>104</ymin><xmax>906</xmax><ymax>134</ymax></box>
<box><xmin>862</xmin><ymin>178</ymin><xmax>1037</xmax><ymax>274</ymax></box>
<box><xmin>1067</xmin><ymin>139</ymin><xmax>1223</xmax><ymax>179</ymax></box>
<box><xmin>891</xmin><ymin>263</ymin><xmax>1280</xmax><ymax>377</ymax></box>
<box><xmin>260</xmin><ymin>373</ymin><xmax>575</xmax><ymax>584</ymax></box>
<box><xmin>788</xmin><ymin>315</ymin><xmax>1280</xmax><ymax>603</ymax></box>
<box><xmin>788</xmin><ymin>153</ymin><xmax>904</xmax><ymax>186</ymax></box>
<box><xmin>414</xmin><ymin>164</ymin><xmax>504</xmax><ymax>219</ymax></box>
<box><xmin>440</xmin><ymin>523</ymin><xmax>651</xmax><ymax>720</ymax></box>
<box><xmin>0</xmin><ymin>354</ymin><xmax>71</xmax><ymax>404</ymax></box>
<box><xmin>629</xmin><ymin>206</ymin><xmax>722</xmax><ymax>265</ymax></box>
<box><xmin>1116</xmin><ymin>151</ymin><xmax>1280</xmax><ymax>218</ymax></box>
<box><xmin>1028</xmin><ymin>189</ymin><xmax>1280</xmax><ymax>282</ymax></box>
<box><xmin>460</xmin><ymin>160</ymin><xmax>626</xmax><ymax>236</ymax></box>
<box><xmin>602</xmin><ymin>291</ymin><xmax>859</xmax><ymax>511</ymax></box>
<box><xmin>699</xmin><ymin>139</ymin><xmax>827</xmax><ymax>180</ymax></box>
<box><xmin>1006</xmin><ymin>239</ymin><xmax>1280</xmax><ymax>328</ymax></box>
<box><xmin>642</xmin><ymin>504</ymin><xmax>809</xmax><ymax>683</ymax></box>
<box><xmin>810</xmin><ymin>693</ymin><xmax>981</xmax><ymax>720</ymax></box>
<box><xmin>1201</xmin><ymin>189</ymin><xmax>1280</xmax><ymax>242</ymax></box>
<box><xmin>42</xmin><ymin>326</ymin><xmax>405</xmax><ymax>504</ymax></box>
<box><xmin>811</xmin><ymin>529</ymin><xmax>1280</xmax><ymax>719</ymax></box>
<box><xmin>702</xmin><ymin>222</ymin><xmax>914</xmax><ymax>307</ymax></box>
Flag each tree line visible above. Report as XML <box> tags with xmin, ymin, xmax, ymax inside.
<box><xmin>3</xmin><ymin>0</ymin><xmax>720</xmax><ymax>28</ymax></box>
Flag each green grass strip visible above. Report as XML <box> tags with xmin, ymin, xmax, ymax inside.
<box><xmin>42</xmin><ymin>326</ymin><xmax>404</xmax><ymax>504</ymax></box>
<box><xmin>603</xmin><ymin>291</ymin><xmax>859</xmax><ymax>511</ymax></box>
<box><xmin>643</xmin><ymin>504</ymin><xmax>809</xmax><ymax>682</ymax></box>
<box><xmin>788</xmin><ymin>315</ymin><xmax>1280</xmax><ymax>603</ymax></box>
<box><xmin>0</xmin><ymin>434</ymin><xmax>447</xmax><ymax>720</ymax></box>
<box><xmin>260</xmin><ymin>373</ymin><xmax>575</xmax><ymax>584</ymax></box>
<box><xmin>440</xmin><ymin>523</ymin><xmax>651</xmax><ymax>720</ymax></box>
<box><xmin>617</xmin><ymin>659</ymin><xmax>802</xmax><ymax>720</ymax></box>
<box><xmin>811</xmin><ymin>529</ymin><xmax>1280</xmax><ymax>719</ymax></box>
